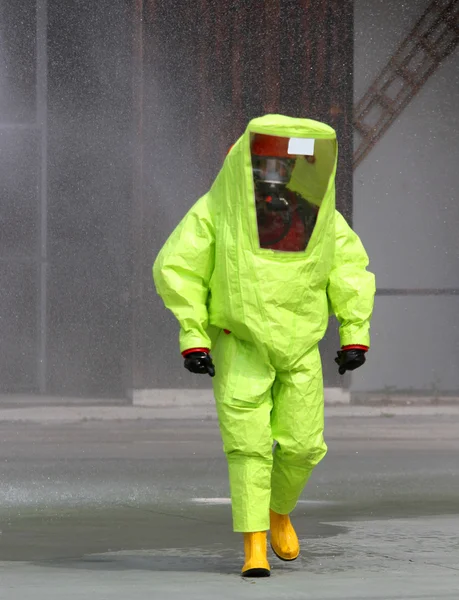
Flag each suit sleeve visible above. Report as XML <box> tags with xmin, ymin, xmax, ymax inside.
<box><xmin>153</xmin><ymin>194</ymin><xmax>215</xmax><ymax>353</ymax></box>
<box><xmin>327</xmin><ymin>211</ymin><xmax>376</xmax><ymax>348</ymax></box>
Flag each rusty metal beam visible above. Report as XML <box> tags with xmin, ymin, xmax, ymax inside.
<box><xmin>354</xmin><ymin>0</ymin><xmax>459</xmax><ymax>169</ymax></box>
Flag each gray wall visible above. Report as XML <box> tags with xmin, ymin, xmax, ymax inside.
<box><xmin>0</xmin><ymin>0</ymin><xmax>133</xmax><ymax>398</ymax></box>
<box><xmin>353</xmin><ymin>0</ymin><xmax>459</xmax><ymax>395</ymax></box>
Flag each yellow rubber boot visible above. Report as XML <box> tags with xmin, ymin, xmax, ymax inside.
<box><xmin>270</xmin><ymin>509</ymin><xmax>300</xmax><ymax>561</ymax></box>
<box><xmin>241</xmin><ymin>532</ymin><xmax>270</xmax><ymax>577</ymax></box>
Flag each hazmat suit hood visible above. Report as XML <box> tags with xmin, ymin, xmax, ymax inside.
<box><xmin>207</xmin><ymin>115</ymin><xmax>338</xmax><ymax>365</ymax></box>
<box><xmin>153</xmin><ymin>114</ymin><xmax>374</xmax><ymax>370</ymax></box>
<box><xmin>217</xmin><ymin>115</ymin><xmax>337</xmax><ymax>252</ymax></box>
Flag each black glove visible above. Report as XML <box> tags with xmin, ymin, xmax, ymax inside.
<box><xmin>335</xmin><ymin>349</ymin><xmax>366</xmax><ymax>375</ymax></box>
<box><xmin>184</xmin><ymin>352</ymin><xmax>215</xmax><ymax>377</ymax></box>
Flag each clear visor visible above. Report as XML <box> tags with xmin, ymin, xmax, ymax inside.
<box><xmin>250</xmin><ymin>137</ymin><xmax>337</xmax><ymax>253</ymax></box>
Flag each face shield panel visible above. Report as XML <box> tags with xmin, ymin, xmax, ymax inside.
<box><xmin>250</xmin><ymin>134</ymin><xmax>335</xmax><ymax>253</ymax></box>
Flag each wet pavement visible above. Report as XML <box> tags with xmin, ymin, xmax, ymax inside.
<box><xmin>0</xmin><ymin>413</ymin><xmax>458</xmax><ymax>598</ymax></box>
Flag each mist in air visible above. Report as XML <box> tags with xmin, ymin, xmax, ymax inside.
<box><xmin>0</xmin><ymin>0</ymin><xmax>458</xmax><ymax>401</ymax></box>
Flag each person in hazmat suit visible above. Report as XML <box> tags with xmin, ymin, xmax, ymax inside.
<box><xmin>153</xmin><ymin>114</ymin><xmax>375</xmax><ymax>577</ymax></box>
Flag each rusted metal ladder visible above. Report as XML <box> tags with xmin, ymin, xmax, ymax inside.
<box><xmin>354</xmin><ymin>0</ymin><xmax>459</xmax><ymax>169</ymax></box>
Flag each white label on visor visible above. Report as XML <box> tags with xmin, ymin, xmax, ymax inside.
<box><xmin>288</xmin><ymin>137</ymin><xmax>315</xmax><ymax>155</ymax></box>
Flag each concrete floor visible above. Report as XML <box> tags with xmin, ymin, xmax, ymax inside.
<box><xmin>0</xmin><ymin>413</ymin><xmax>459</xmax><ymax>598</ymax></box>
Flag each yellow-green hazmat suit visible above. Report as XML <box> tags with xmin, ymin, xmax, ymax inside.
<box><xmin>153</xmin><ymin>115</ymin><xmax>375</xmax><ymax>532</ymax></box>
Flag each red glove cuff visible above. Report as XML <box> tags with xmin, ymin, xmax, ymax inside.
<box><xmin>342</xmin><ymin>345</ymin><xmax>369</xmax><ymax>352</ymax></box>
<box><xmin>182</xmin><ymin>348</ymin><xmax>210</xmax><ymax>357</ymax></box>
